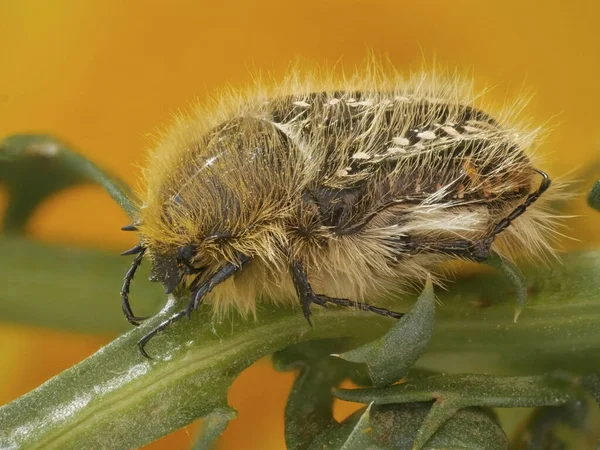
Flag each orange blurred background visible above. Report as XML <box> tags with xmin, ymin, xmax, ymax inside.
<box><xmin>0</xmin><ymin>1</ymin><xmax>599</xmax><ymax>448</ymax></box>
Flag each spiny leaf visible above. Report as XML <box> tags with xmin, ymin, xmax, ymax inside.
<box><xmin>333</xmin><ymin>373</ymin><xmax>577</xmax><ymax>408</ymax></box>
<box><xmin>485</xmin><ymin>250</ymin><xmax>528</xmax><ymax>322</ymax></box>
<box><xmin>339</xmin><ymin>403</ymin><xmax>373</xmax><ymax>450</ymax></box>
<box><xmin>333</xmin><ymin>373</ymin><xmax>578</xmax><ymax>449</ymax></box>
<box><xmin>309</xmin><ymin>404</ymin><xmax>509</xmax><ymax>450</ymax></box>
<box><xmin>420</xmin><ymin>250</ymin><xmax>600</xmax><ymax>376</ymax></box>
<box><xmin>306</xmin><ymin>407</ymin><xmax>382</xmax><ymax>450</ymax></box>
<box><xmin>0</xmin><ymin>300</ymin><xmax>394</xmax><ymax>449</ymax></box>
<box><xmin>192</xmin><ymin>406</ymin><xmax>237</xmax><ymax>450</ymax></box>
<box><xmin>588</xmin><ymin>180</ymin><xmax>600</xmax><ymax>211</ymax></box>
<box><xmin>0</xmin><ymin>134</ymin><xmax>136</xmax><ymax>233</ymax></box>
<box><xmin>272</xmin><ymin>339</ymin><xmax>363</xmax><ymax>450</ymax></box>
<box><xmin>337</xmin><ymin>276</ymin><xmax>435</xmax><ymax>387</ymax></box>
<box><xmin>369</xmin><ymin>404</ymin><xmax>508</xmax><ymax>450</ymax></box>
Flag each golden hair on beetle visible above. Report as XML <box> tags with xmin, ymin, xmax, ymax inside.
<box><xmin>120</xmin><ymin>62</ymin><xmax>564</xmax><ymax>357</ymax></box>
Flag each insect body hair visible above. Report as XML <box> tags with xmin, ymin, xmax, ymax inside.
<box><xmin>132</xmin><ymin>64</ymin><xmax>564</xmax><ymax>319</ymax></box>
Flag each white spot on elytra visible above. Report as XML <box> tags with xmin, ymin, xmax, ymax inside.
<box><xmin>293</xmin><ymin>100</ymin><xmax>310</xmax><ymax>107</ymax></box>
<box><xmin>462</xmin><ymin>125</ymin><xmax>480</xmax><ymax>133</ymax></box>
<box><xmin>392</xmin><ymin>137</ymin><xmax>410</xmax><ymax>146</ymax></box>
<box><xmin>203</xmin><ymin>156</ymin><xmax>218</xmax><ymax>168</ymax></box>
<box><xmin>328</xmin><ymin>98</ymin><xmax>340</xmax><ymax>106</ymax></box>
<box><xmin>441</xmin><ymin>126</ymin><xmax>461</xmax><ymax>137</ymax></box>
<box><xmin>351</xmin><ymin>152</ymin><xmax>371</xmax><ymax>160</ymax></box>
<box><xmin>387</xmin><ymin>147</ymin><xmax>407</xmax><ymax>154</ymax></box>
<box><xmin>394</xmin><ymin>96</ymin><xmax>411</xmax><ymax>102</ymax></box>
<box><xmin>336</xmin><ymin>168</ymin><xmax>349</xmax><ymax>177</ymax></box>
<box><xmin>417</xmin><ymin>130</ymin><xmax>436</xmax><ymax>140</ymax></box>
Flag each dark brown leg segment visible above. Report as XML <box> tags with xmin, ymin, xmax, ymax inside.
<box><xmin>398</xmin><ymin>168</ymin><xmax>551</xmax><ymax>262</ymax></box>
<box><xmin>290</xmin><ymin>261</ymin><xmax>404</xmax><ymax>325</ymax></box>
<box><xmin>488</xmin><ymin>168</ymin><xmax>551</xmax><ymax>239</ymax></box>
<box><xmin>121</xmin><ymin>244</ymin><xmax>148</xmax><ymax>326</ymax></box>
<box><xmin>137</xmin><ymin>255</ymin><xmax>252</xmax><ymax>358</ymax></box>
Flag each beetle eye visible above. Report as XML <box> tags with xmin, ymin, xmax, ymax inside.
<box><xmin>177</xmin><ymin>244</ymin><xmax>197</xmax><ymax>262</ymax></box>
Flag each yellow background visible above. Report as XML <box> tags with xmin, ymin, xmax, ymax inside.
<box><xmin>1</xmin><ymin>1</ymin><xmax>599</xmax><ymax>448</ymax></box>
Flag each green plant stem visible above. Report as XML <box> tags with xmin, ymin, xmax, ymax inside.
<box><xmin>0</xmin><ymin>237</ymin><xmax>163</xmax><ymax>334</ymax></box>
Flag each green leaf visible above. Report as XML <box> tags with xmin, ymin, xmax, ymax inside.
<box><xmin>309</xmin><ymin>404</ymin><xmax>509</xmax><ymax>450</ymax></box>
<box><xmin>369</xmin><ymin>404</ymin><xmax>509</xmax><ymax>450</ymax></box>
<box><xmin>419</xmin><ymin>250</ymin><xmax>600</xmax><ymax>375</ymax></box>
<box><xmin>484</xmin><ymin>250</ymin><xmax>528</xmax><ymax>322</ymax></box>
<box><xmin>339</xmin><ymin>403</ymin><xmax>374</xmax><ymax>450</ymax></box>
<box><xmin>0</xmin><ymin>237</ymin><xmax>164</xmax><ymax>334</ymax></box>
<box><xmin>273</xmin><ymin>339</ymin><xmax>362</xmax><ymax>450</ymax></box>
<box><xmin>306</xmin><ymin>407</ymin><xmax>382</xmax><ymax>450</ymax></box>
<box><xmin>588</xmin><ymin>180</ymin><xmax>600</xmax><ymax>211</ymax></box>
<box><xmin>337</xmin><ymin>276</ymin><xmax>436</xmax><ymax>387</ymax></box>
<box><xmin>0</xmin><ymin>134</ymin><xmax>136</xmax><ymax>233</ymax></box>
<box><xmin>333</xmin><ymin>373</ymin><xmax>578</xmax><ymax>449</ymax></box>
<box><xmin>371</xmin><ymin>403</ymin><xmax>508</xmax><ymax>450</ymax></box>
<box><xmin>0</xmin><ymin>301</ymin><xmax>394</xmax><ymax>449</ymax></box>
<box><xmin>192</xmin><ymin>406</ymin><xmax>237</xmax><ymax>450</ymax></box>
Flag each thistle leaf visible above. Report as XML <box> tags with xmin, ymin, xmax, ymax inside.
<box><xmin>369</xmin><ymin>404</ymin><xmax>509</xmax><ymax>450</ymax></box>
<box><xmin>333</xmin><ymin>373</ymin><xmax>578</xmax><ymax>449</ymax></box>
<box><xmin>339</xmin><ymin>403</ymin><xmax>373</xmax><ymax>450</ymax></box>
<box><xmin>337</xmin><ymin>276</ymin><xmax>436</xmax><ymax>387</ymax></box>
<box><xmin>306</xmin><ymin>407</ymin><xmax>383</xmax><ymax>450</ymax></box>
<box><xmin>485</xmin><ymin>250</ymin><xmax>528</xmax><ymax>322</ymax></box>
<box><xmin>192</xmin><ymin>406</ymin><xmax>237</xmax><ymax>450</ymax></box>
<box><xmin>273</xmin><ymin>339</ymin><xmax>362</xmax><ymax>450</ymax></box>
<box><xmin>0</xmin><ymin>301</ymin><xmax>392</xmax><ymax>449</ymax></box>
<box><xmin>588</xmin><ymin>180</ymin><xmax>600</xmax><ymax>211</ymax></box>
<box><xmin>309</xmin><ymin>403</ymin><xmax>509</xmax><ymax>450</ymax></box>
<box><xmin>0</xmin><ymin>237</ymin><xmax>163</xmax><ymax>333</ymax></box>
